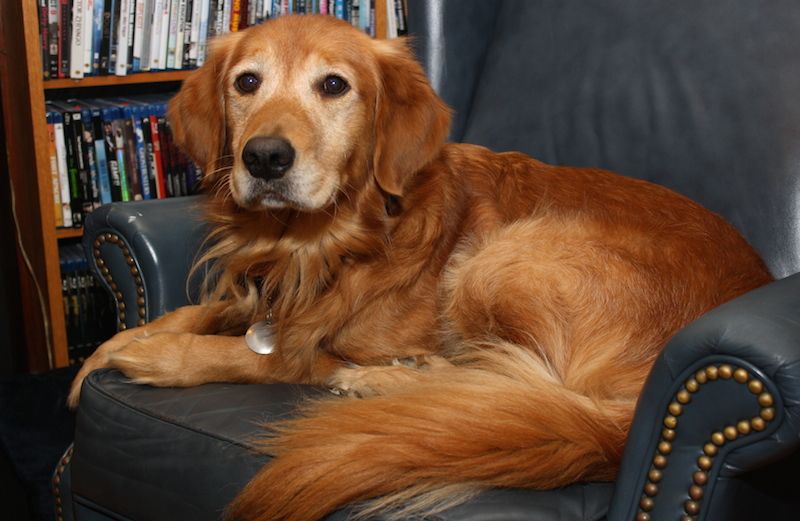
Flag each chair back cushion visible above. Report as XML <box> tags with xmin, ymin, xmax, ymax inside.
<box><xmin>408</xmin><ymin>0</ymin><xmax>800</xmax><ymax>277</ymax></box>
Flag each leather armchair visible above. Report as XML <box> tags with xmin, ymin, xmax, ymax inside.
<box><xmin>55</xmin><ymin>1</ymin><xmax>800</xmax><ymax>520</ymax></box>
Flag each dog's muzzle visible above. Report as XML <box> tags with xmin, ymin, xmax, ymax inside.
<box><xmin>242</xmin><ymin>137</ymin><xmax>296</xmax><ymax>181</ymax></box>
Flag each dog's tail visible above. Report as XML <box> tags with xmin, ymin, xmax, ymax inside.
<box><xmin>226</xmin><ymin>342</ymin><xmax>636</xmax><ymax>521</ymax></box>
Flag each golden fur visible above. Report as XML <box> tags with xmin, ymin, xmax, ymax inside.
<box><xmin>69</xmin><ymin>15</ymin><xmax>772</xmax><ymax>521</ymax></box>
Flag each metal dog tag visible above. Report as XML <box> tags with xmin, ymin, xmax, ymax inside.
<box><xmin>245</xmin><ymin>320</ymin><xmax>276</xmax><ymax>355</ymax></box>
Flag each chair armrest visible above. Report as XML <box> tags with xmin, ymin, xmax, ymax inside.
<box><xmin>52</xmin><ymin>445</ymin><xmax>74</xmax><ymax>521</ymax></box>
<box><xmin>608</xmin><ymin>273</ymin><xmax>800</xmax><ymax>521</ymax></box>
<box><xmin>81</xmin><ymin>196</ymin><xmax>208</xmax><ymax>330</ymax></box>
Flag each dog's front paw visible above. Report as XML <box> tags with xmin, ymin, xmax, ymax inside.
<box><xmin>67</xmin><ymin>327</ymin><xmax>147</xmax><ymax>409</ymax></box>
<box><xmin>106</xmin><ymin>332</ymin><xmax>197</xmax><ymax>388</ymax></box>
<box><xmin>68</xmin><ymin>352</ymin><xmax>108</xmax><ymax>409</ymax></box>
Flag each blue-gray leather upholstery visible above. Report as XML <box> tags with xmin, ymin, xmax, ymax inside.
<box><xmin>82</xmin><ymin>196</ymin><xmax>207</xmax><ymax>328</ymax></box>
<box><xmin>610</xmin><ymin>273</ymin><xmax>800</xmax><ymax>520</ymax></box>
<box><xmin>58</xmin><ymin>1</ymin><xmax>800</xmax><ymax>520</ymax></box>
<box><xmin>410</xmin><ymin>0</ymin><xmax>800</xmax><ymax>279</ymax></box>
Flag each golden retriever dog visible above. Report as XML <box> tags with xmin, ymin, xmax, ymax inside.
<box><xmin>69</xmin><ymin>14</ymin><xmax>772</xmax><ymax>521</ymax></box>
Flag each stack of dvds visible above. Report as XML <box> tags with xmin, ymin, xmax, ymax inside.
<box><xmin>46</xmin><ymin>95</ymin><xmax>201</xmax><ymax>228</ymax></box>
<box><xmin>37</xmin><ymin>0</ymin><xmax>408</xmax><ymax>79</ymax></box>
<box><xmin>60</xmin><ymin>243</ymin><xmax>117</xmax><ymax>364</ymax></box>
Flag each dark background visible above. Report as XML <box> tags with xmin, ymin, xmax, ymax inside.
<box><xmin>0</xmin><ymin>84</ymin><xmax>76</xmax><ymax>521</ymax></box>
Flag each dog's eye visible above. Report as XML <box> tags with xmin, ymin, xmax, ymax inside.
<box><xmin>235</xmin><ymin>73</ymin><xmax>261</xmax><ymax>94</ymax></box>
<box><xmin>321</xmin><ymin>75</ymin><xmax>349</xmax><ymax>96</ymax></box>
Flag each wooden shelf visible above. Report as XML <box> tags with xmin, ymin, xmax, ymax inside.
<box><xmin>1</xmin><ymin>0</ymin><xmax>68</xmax><ymax>370</ymax></box>
<box><xmin>44</xmin><ymin>70</ymin><xmax>194</xmax><ymax>90</ymax></box>
<box><xmin>56</xmin><ymin>227</ymin><xmax>84</xmax><ymax>240</ymax></box>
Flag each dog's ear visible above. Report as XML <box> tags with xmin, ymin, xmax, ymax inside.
<box><xmin>168</xmin><ymin>33</ymin><xmax>242</xmax><ymax>170</ymax></box>
<box><xmin>372</xmin><ymin>39</ymin><xmax>452</xmax><ymax>197</ymax></box>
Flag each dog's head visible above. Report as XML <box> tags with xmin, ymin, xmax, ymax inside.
<box><xmin>169</xmin><ymin>15</ymin><xmax>451</xmax><ymax>212</ymax></box>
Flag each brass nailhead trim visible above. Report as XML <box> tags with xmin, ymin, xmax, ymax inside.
<box><xmin>758</xmin><ymin>392</ymin><xmax>774</xmax><ymax>407</ymax></box>
<box><xmin>635</xmin><ymin>363</ymin><xmax>776</xmax><ymax>520</ymax></box>
<box><xmin>693</xmin><ymin>470</ymin><xmax>708</xmax><ymax>486</ymax></box>
<box><xmin>653</xmin><ymin>455</ymin><xmax>668</xmax><ymax>468</ymax></box>
<box><xmin>734</xmin><ymin>368</ymin><xmax>749</xmax><ymax>383</ymax></box>
<box><xmin>93</xmin><ymin>233</ymin><xmax>146</xmax><ymax>331</ymax></box>
<box><xmin>737</xmin><ymin>420</ymin><xmax>751</xmax><ymax>435</ymax></box>
<box><xmin>53</xmin><ymin>446</ymin><xmax>74</xmax><ymax>521</ymax></box>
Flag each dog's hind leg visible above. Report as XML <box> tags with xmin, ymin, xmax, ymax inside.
<box><xmin>327</xmin><ymin>355</ymin><xmax>453</xmax><ymax>397</ymax></box>
<box><xmin>441</xmin><ymin>216</ymin><xmax>667</xmax><ymax>400</ymax></box>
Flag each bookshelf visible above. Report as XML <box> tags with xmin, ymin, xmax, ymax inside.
<box><xmin>44</xmin><ymin>71</ymin><xmax>194</xmax><ymax>90</ymax></box>
<box><xmin>1</xmin><ymin>0</ymin><xmax>392</xmax><ymax>372</ymax></box>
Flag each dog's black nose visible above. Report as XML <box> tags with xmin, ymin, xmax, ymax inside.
<box><xmin>242</xmin><ymin>137</ymin><xmax>295</xmax><ymax>181</ymax></box>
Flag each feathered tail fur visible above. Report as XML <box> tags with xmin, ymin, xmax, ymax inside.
<box><xmin>226</xmin><ymin>342</ymin><xmax>635</xmax><ymax>521</ymax></box>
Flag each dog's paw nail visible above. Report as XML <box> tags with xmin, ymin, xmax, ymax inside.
<box><xmin>391</xmin><ymin>356</ymin><xmax>418</xmax><ymax>367</ymax></box>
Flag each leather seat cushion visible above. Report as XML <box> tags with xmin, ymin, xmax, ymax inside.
<box><xmin>70</xmin><ymin>370</ymin><xmax>613</xmax><ymax>520</ymax></box>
